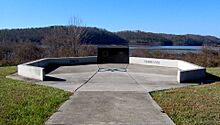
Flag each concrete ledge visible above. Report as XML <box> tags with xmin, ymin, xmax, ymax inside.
<box><xmin>178</xmin><ymin>69</ymin><xmax>206</xmax><ymax>83</ymax></box>
<box><xmin>18</xmin><ymin>64</ymin><xmax>44</xmax><ymax>81</ymax></box>
<box><xmin>129</xmin><ymin>57</ymin><xmax>178</xmax><ymax>68</ymax></box>
<box><xmin>177</xmin><ymin>60</ymin><xmax>206</xmax><ymax>83</ymax></box>
<box><xmin>130</xmin><ymin>57</ymin><xmax>206</xmax><ymax>83</ymax></box>
<box><xmin>18</xmin><ymin>56</ymin><xmax>205</xmax><ymax>83</ymax></box>
<box><xmin>18</xmin><ymin>56</ymin><xmax>97</xmax><ymax>80</ymax></box>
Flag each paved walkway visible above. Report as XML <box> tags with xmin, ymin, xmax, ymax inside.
<box><xmin>39</xmin><ymin>64</ymin><xmax>187</xmax><ymax>125</ymax></box>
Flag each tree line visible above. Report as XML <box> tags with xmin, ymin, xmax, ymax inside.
<box><xmin>1</xmin><ymin>25</ymin><xmax>220</xmax><ymax>66</ymax></box>
<box><xmin>117</xmin><ymin>30</ymin><xmax>220</xmax><ymax>46</ymax></box>
<box><xmin>0</xmin><ymin>26</ymin><xmax>127</xmax><ymax>66</ymax></box>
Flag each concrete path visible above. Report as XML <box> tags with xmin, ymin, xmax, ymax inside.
<box><xmin>46</xmin><ymin>92</ymin><xmax>174</xmax><ymax>125</ymax></box>
<box><xmin>42</xmin><ymin>64</ymin><xmax>185</xmax><ymax>125</ymax></box>
<box><xmin>78</xmin><ymin>72</ymin><xmax>145</xmax><ymax>92</ymax></box>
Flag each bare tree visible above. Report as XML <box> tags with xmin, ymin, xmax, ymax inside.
<box><xmin>67</xmin><ymin>16</ymin><xmax>87</xmax><ymax>57</ymax></box>
<box><xmin>42</xmin><ymin>16</ymin><xmax>96</xmax><ymax>58</ymax></box>
<box><xmin>68</xmin><ymin>16</ymin><xmax>83</xmax><ymax>27</ymax></box>
<box><xmin>15</xmin><ymin>42</ymin><xmax>43</xmax><ymax>64</ymax></box>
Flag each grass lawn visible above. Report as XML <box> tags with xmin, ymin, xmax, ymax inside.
<box><xmin>207</xmin><ymin>67</ymin><xmax>220</xmax><ymax>77</ymax></box>
<box><xmin>151</xmin><ymin>67</ymin><xmax>220</xmax><ymax>125</ymax></box>
<box><xmin>0</xmin><ymin>66</ymin><xmax>72</xmax><ymax>125</ymax></box>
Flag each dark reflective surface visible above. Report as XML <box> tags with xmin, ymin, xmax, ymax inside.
<box><xmin>98</xmin><ymin>47</ymin><xmax>129</xmax><ymax>64</ymax></box>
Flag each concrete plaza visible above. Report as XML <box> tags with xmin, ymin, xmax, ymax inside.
<box><xmin>31</xmin><ymin>64</ymin><xmax>191</xmax><ymax>125</ymax></box>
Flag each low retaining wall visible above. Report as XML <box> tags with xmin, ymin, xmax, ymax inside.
<box><xmin>177</xmin><ymin>60</ymin><xmax>206</xmax><ymax>83</ymax></box>
<box><xmin>18</xmin><ymin>56</ymin><xmax>205</xmax><ymax>83</ymax></box>
<box><xmin>130</xmin><ymin>57</ymin><xmax>206</xmax><ymax>83</ymax></box>
<box><xmin>129</xmin><ymin>57</ymin><xmax>178</xmax><ymax>68</ymax></box>
<box><xmin>18</xmin><ymin>64</ymin><xmax>44</xmax><ymax>80</ymax></box>
<box><xmin>18</xmin><ymin>56</ymin><xmax>97</xmax><ymax>80</ymax></box>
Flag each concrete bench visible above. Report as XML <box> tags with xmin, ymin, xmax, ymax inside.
<box><xmin>129</xmin><ymin>57</ymin><xmax>206</xmax><ymax>83</ymax></box>
<box><xmin>18</xmin><ymin>56</ymin><xmax>97</xmax><ymax>81</ymax></box>
<box><xmin>18</xmin><ymin>56</ymin><xmax>206</xmax><ymax>83</ymax></box>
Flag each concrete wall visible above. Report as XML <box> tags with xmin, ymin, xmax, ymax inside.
<box><xmin>18</xmin><ymin>56</ymin><xmax>205</xmax><ymax>83</ymax></box>
<box><xmin>28</xmin><ymin>56</ymin><xmax>97</xmax><ymax>67</ymax></box>
<box><xmin>18</xmin><ymin>56</ymin><xmax>97</xmax><ymax>81</ymax></box>
<box><xmin>177</xmin><ymin>69</ymin><xmax>206</xmax><ymax>83</ymax></box>
<box><xmin>177</xmin><ymin>61</ymin><xmax>206</xmax><ymax>83</ymax></box>
<box><xmin>130</xmin><ymin>57</ymin><xmax>178</xmax><ymax>68</ymax></box>
<box><xmin>130</xmin><ymin>57</ymin><xmax>206</xmax><ymax>83</ymax></box>
<box><xmin>17</xmin><ymin>64</ymin><xmax>44</xmax><ymax>80</ymax></box>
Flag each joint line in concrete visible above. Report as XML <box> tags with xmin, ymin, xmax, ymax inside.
<box><xmin>127</xmin><ymin>70</ymin><xmax>148</xmax><ymax>93</ymax></box>
<box><xmin>74</xmin><ymin>67</ymin><xmax>99</xmax><ymax>92</ymax></box>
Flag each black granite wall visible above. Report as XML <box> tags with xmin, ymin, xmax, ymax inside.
<box><xmin>98</xmin><ymin>47</ymin><xmax>129</xmax><ymax>64</ymax></box>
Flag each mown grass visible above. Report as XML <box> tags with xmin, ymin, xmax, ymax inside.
<box><xmin>0</xmin><ymin>66</ymin><xmax>71</xmax><ymax>125</ymax></box>
<box><xmin>0</xmin><ymin>66</ymin><xmax>17</xmax><ymax>77</ymax></box>
<box><xmin>151</xmin><ymin>67</ymin><xmax>220</xmax><ymax>125</ymax></box>
<box><xmin>207</xmin><ymin>67</ymin><xmax>220</xmax><ymax>77</ymax></box>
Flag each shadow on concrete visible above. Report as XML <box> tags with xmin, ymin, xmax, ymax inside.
<box><xmin>181</xmin><ymin>72</ymin><xmax>220</xmax><ymax>84</ymax></box>
<box><xmin>44</xmin><ymin>65</ymin><xmax>61</xmax><ymax>74</ymax></box>
<box><xmin>44</xmin><ymin>76</ymin><xmax>66</xmax><ymax>81</ymax></box>
<box><xmin>44</xmin><ymin>63</ymin><xmax>98</xmax><ymax>74</ymax></box>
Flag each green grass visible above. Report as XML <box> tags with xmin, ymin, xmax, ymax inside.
<box><xmin>0</xmin><ymin>66</ymin><xmax>17</xmax><ymax>77</ymax></box>
<box><xmin>207</xmin><ymin>67</ymin><xmax>220</xmax><ymax>77</ymax></box>
<box><xmin>0</xmin><ymin>66</ymin><xmax>71</xmax><ymax>125</ymax></box>
<box><xmin>151</xmin><ymin>67</ymin><xmax>220</xmax><ymax>125</ymax></box>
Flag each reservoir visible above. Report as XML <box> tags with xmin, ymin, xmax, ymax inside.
<box><xmin>129</xmin><ymin>45</ymin><xmax>220</xmax><ymax>53</ymax></box>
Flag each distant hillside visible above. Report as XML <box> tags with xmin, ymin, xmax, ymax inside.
<box><xmin>1</xmin><ymin>26</ymin><xmax>220</xmax><ymax>66</ymax></box>
<box><xmin>0</xmin><ymin>26</ymin><xmax>128</xmax><ymax>45</ymax></box>
<box><xmin>117</xmin><ymin>31</ymin><xmax>220</xmax><ymax>46</ymax></box>
<box><xmin>1</xmin><ymin>27</ymin><xmax>220</xmax><ymax>46</ymax></box>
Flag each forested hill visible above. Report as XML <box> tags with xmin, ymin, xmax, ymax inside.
<box><xmin>117</xmin><ymin>31</ymin><xmax>220</xmax><ymax>46</ymax></box>
<box><xmin>0</xmin><ymin>26</ymin><xmax>220</xmax><ymax>46</ymax></box>
<box><xmin>0</xmin><ymin>26</ymin><xmax>128</xmax><ymax>45</ymax></box>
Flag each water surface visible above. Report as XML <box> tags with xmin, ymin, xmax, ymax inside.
<box><xmin>129</xmin><ymin>45</ymin><xmax>220</xmax><ymax>53</ymax></box>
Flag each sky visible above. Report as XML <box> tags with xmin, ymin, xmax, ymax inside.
<box><xmin>0</xmin><ymin>0</ymin><xmax>220</xmax><ymax>37</ymax></box>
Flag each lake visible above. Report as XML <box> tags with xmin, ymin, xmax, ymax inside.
<box><xmin>129</xmin><ymin>45</ymin><xmax>220</xmax><ymax>53</ymax></box>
